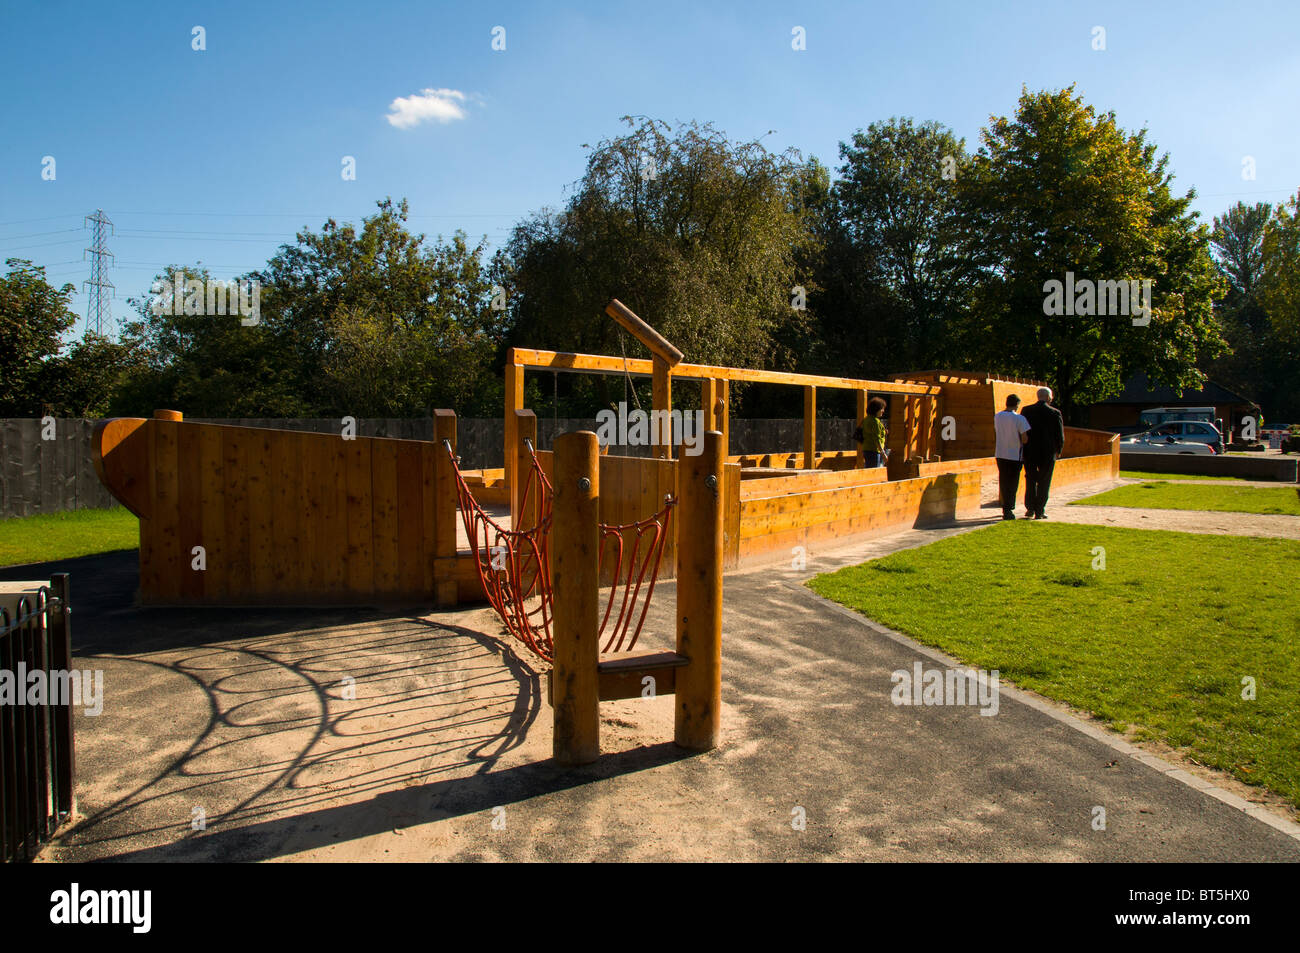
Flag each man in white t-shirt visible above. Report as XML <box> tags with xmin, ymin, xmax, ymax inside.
<box><xmin>993</xmin><ymin>394</ymin><xmax>1031</xmax><ymax>520</ymax></box>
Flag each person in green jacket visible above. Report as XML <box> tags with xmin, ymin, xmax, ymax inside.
<box><xmin>858</xmin><ymin>397</ymin><xmax>889</xmax><ymax>468</ymax></box>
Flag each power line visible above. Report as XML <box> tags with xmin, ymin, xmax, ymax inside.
<box><xmin>0</xmin><ymin>238</ymin><xmax>87</xmax><ymax>251</ymax></box>
<box><xmin>114</xmin><ymin>233</ymin><xmax>291</xmax><ymax>244</ymax></box>
<box><xmin>0</xmin><ymin>214</ymin><xmax>83</xmax><ymax>227</ymax></box>
<box><xmin>0</xmin><ymin>227</ymin><xmax>84</xmax><ymax>243</ymax></box>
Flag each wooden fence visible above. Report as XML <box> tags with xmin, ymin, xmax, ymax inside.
<box><xmin>0</xmin><ymin>419</ymin><xmax>118</xmax><ymax>517</ymax></box>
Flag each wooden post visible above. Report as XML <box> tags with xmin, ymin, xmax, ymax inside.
<box><xmin>551</xmin><ymin>431</ymin><xmax>600</xmax><ymax>765</ymax></box>
<box><xmin>803</xmin><ymin>386</ymin><xmax>817</xmax><ymax>469</ymax></box>
<box><xmin>513</xmin><ymin>409</ymin><xmax>538</xmax><ymax>532</ymax></box>
<box><xmin>675</xmin><ymin>430</ymin><xmax>723</xmax><ymax>751</ymax></box>
<box><xmin>154</xmin><ymin>409</ymin><xmax>183</xmax><ymax>421</ymax></box>
<box><xmin>652</xmin><ymin>355</ymin><xmax>673</xmax><ymax>460</ymax></box>
<box><xmin>921</xmin><ymin>395</ymin><xmax>934</xmax><ymax>461</ymax></box>
<box><xmin>701</xmin><ymin>378</ymin><xmax>730</xmax><ymax>460</ymax></box>
<box><xmin>701</xmin><ymin>378</ymin><xmax>718</xmax><ymax>432</ymax></box>
<box><xmin>504</xmin><ymin>355</ymin><xmax>524</xmax><ymax>504</ymax></box>
<box><xmin>855</xmin><ymin>390</ymin><xmax>868</xmax><ymax>469</ymax></box>
<box><xmin>716</xmin><ymin>380</ymin><xmax>729</xmax><ymax>460</ymax></box>
<box><xmin>433</xmin><ymin>410</ymin><xmax>458</xmax><ymax>608</ymax></box>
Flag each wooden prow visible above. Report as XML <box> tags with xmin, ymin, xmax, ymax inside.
<box><xmin>93</xmin><ymin>417</ymin><xmax>151</xmax><ymax>518</ymax></box>
<box><xmin>91</xmin><ymin>409</ymin><xmax>478</xmax><ymax>606</ymax></box>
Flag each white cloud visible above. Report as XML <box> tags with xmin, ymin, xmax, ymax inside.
<box><xmin>385</xmin><ymin>88</ymin><xmax>471</xmax><ymax>129</ymax></box>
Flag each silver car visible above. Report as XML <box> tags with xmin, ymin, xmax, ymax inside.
<box><xmin>1143</xmin><ymin>420</ymin><xmax>1225</xmax><ymax>452</ymax></box>
<box><xmin>1120</xmin><ymin>433</ymin><xmax>1217</xmax><ymax>455</ymax></box>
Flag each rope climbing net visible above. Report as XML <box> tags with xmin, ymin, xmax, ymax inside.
<box><xmin>444</xmin><ymin>440</ymin><xmax>675</xmax><ymax>663</ymax></box>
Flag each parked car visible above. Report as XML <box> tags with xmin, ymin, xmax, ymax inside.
<box><xmin>1140</xmin><ymin>420</ymin><xmax>1224</xmax><ymax>453</ymax></box>
<box><xmin>1120</xmin><ymin>433</ymin><xmax>1217</xmax><ymax>454</ymax></box>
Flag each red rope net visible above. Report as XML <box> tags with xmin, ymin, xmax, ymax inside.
<box><xmin>445</xmin><ymin>439</ymin><xmax>674</xmax><ymax>663</ymax></box>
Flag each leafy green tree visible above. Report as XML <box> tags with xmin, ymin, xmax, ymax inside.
<box><xmin>1261</xmin><ymin>194</ymin><xmax>1300</xmax><ymax>348</ymax></box>
<box><xmin>38</xmin><ymin>333</ymin><xmax>138</xmax><ymax>417</ymax></box>
<box><xmin>826</xmin><ymin>118</ymin><xmax>974</xmax><ymax>374</ymax></box>
<box><xmin>956</xmin><ymin>87</ymin><xmax>1227</xmax><ymax>421</ymax></box>
<box><xmin>494</xmin><ymin>117</ymin><xmax>816</xmax><ymax>413</ymax></box>
<box><xmin>0</xmin><ymin>259</ymin><xmax>78</xmax><ymax>416</ymax></box>
<box><xmin>1204</xmin><ymin>201</ymin><xmax>1283</xmax><ymax>419</ymax></box>
<box><xmin>1213</xmin><ymin>202</ymin><xmax>1272</xmax><ymax>305</ymax></box>
<box><xmin>115</xmin><ymin>265</ymin><xmax>307</xmax><ymax>417</ymax></box>
<box><xmin>115</xmin><ymin>199</ymin><xmax>501</xmax><ymax>418</ymax></box>
<box><xmin>258</xmin><ymin>199</ymin><xmax>502</xmax><ymax>416</ymax></box>
<box><xmin>1256</xmin><ymin>193</ymin><xmax>1300</xmax><ymax>420</ymax></box>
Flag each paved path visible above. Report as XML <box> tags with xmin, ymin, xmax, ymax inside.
<box><xmin>1119</xmin><ymin>477</ymin><xmax>1298</xmax><ymax>488</ymax></box>
<box><xmin>12</xmin><ymin>508</ymin><xmax>1299</xmax><ymax>861</ymax></box>
<box><xmin>979</xmin><ymin>476</ymin><xmax>1300</xmax><ymax>539</ymax></box>
<box><xmin>1049</xmin><ymin>503</ymin><xmax>1300</xmax><ymax>539</ymax></box>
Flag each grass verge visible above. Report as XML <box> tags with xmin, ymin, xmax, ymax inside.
<box><xmin>1119</xmin><ymin>470</ymin><xmax>1246</xmax><ymax>482</ymax></box>
<box><xmin>807</xmin><ymin>521</ymin><xmax>1300</xmax><ymax>807</ymax></box>
<box><xmin>0</xmin><ymin>508</ymin><xmax>138</xmax><ymax>567</ymax></box>
<box><xmin>1073</xmin><ymin>482</ymin><xmax>1300</xmax><ymax>515</ymax></box>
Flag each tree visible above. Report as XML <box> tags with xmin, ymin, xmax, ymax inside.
<box><xmin>1212</xmin><ymin>202</ymin><xmax>1272</xmax><ymax>305</ymax></box>
<box><xmin>115</xmin><ymin>265</ymin><xmax>307</xmax><ymax>417</ymax></box>
<box><xmin>39</xmin><ymin>333</ymin><xmax>138</xmax><ymax>417</ymax></box>
<box><xmin>1204</xmin><ymin>201</ymin><xmax>1282</xmax><ymax>418</ymax></box>
<box><xmin>1256</xmin><ymin>193</ymin><xmax>1300</xmax><ymax>420</ymax></box>
<box><xmin>257</xmin><ymin>199</ymin><xmax>502</xmax><ymax>416</ymax></box>
<box><xmin>1260</xmin><ymin>193</ymin><xmax>1300</xmax><ymax>348</ymax></box>
<box><xmin>0</xmin><ymin>259</ymin><xmax>78</xmax><ymax>416</ymax></box>
<box><xmin>956</xmin><ymin>87</ymin><xmax>1227</xmax><ymax>421</ymax></box>
<box><xmin>115</xmin><ymin>199</ymin><xmax>502</xmax><ymax>418</ymax></box>
<box><xmin>827</xmin><ymin>118</ymin><xmax>975</xmax><ymax>374</ymax></box>
<box><xmin>494</xmin><ymin>117</ymin><xmax>816</xmax><ymax>413</ymax></box>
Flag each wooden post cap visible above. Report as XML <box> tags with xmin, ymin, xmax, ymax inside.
<box><xmin>153</xmin><ymin>409</ymin><xmax>183</xmax><ymax>421</ymax></box>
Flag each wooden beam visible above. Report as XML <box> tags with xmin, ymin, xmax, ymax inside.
<box><xmin>803</xmin><ymin>386</ymin><xmax>816</xmax><ymax>470</ymax></box>
<box><xmin>855</xmin><ymin>390</ymin><xmax>868</xmax><ymax>469</ymax></box>
<box><xmin>595</xmin><ymin>650</ymin><xmax>687</xmax><ymax>701</ymax></box>
<box><xmin>507</xmin><ymin>348</ymin><xmax>940</xmax><ymax>394</ymax></box>
<box><xmin>716</xmin><ymin>379</ymin><xmax>729</xmax><ymax>459</ymax></box>
<box><xmin>513</xmin><ymin>410</ymin><xmax>538</xmax><ymax>532</ymax></box>
<box><xmin>551</xmin><ymin>431</ymin><xmax>601</xmax><ymax>765</ymax></box>
<box><xmin>652</xmin><ymin>355</ymin><xmax>672</xmax><ymax>460</ymax></box>
<box><xmin>701</xmin><ymin>378</ymin><xmax>718</xmax><ymax>432</ymax></box>
<box><xmin>605</xmin><ymin>299</ymin><xmax>684</xmax><ymax>366</ymax></box>
<box><xmin>674</xmin><ymin>364</ymin><xmax>939</xmax><ymax>393</ymax></box>
<box><xmin>503</xmin><ymin>359</ymin><xmax>524</xmax><ymax>502</ymax></box>
<box><xmin>675</xmin><ymin>430</ymin><xmax>724</xmax><ymax>751</ymax></box>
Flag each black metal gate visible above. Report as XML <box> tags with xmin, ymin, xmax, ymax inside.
<box><xmin>1</xmin><ymin>573</ymin><xmax>74</xmax><ymax>862</ymax></box>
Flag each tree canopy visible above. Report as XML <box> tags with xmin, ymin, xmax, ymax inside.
<box><xmin>8</xmin><ymin>91</ymin><xmax>1295</xmax><ymax>425</ymax></box>
<box><xmin>955</xmin><ymin>87</ymin><xmax>1227</xmax><ymax>418</ymax></box>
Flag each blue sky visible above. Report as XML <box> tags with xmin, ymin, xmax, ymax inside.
<box><xmin>2</xmin><ymin>0</ymin><xmax>1297</xmax><ymax>335</ymax></box>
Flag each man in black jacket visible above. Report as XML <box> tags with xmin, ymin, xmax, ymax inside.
<box><xmin>1021</xmin><ymin>387</ymin><xmax>1065</xmax><ymax>519</ymax></box>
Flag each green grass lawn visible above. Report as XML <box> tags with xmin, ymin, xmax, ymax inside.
<box><xmin>1072</xmin><ymin>482</ymin><xmax>1300</xmax><ymax>515</ymax></box>
<box><xmin>0</xmin><ymin>508</ymin><xmax>139</xmax><ymax>567</ymax></box>
<box><xmin>808</xmin><ymin>522</ymin><xmax>1300</xmax><ymax>806</ymax></box>
<box><xmin>1119</xmin><ymin>470</ymin><xmax>1246</xmax><ymax>482</ymax></box>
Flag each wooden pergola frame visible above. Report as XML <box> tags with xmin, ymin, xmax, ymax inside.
<box><xmin>504</xmin><ymin>301</ymin><xmax>942</xmax><ymax>499</ymax></box>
